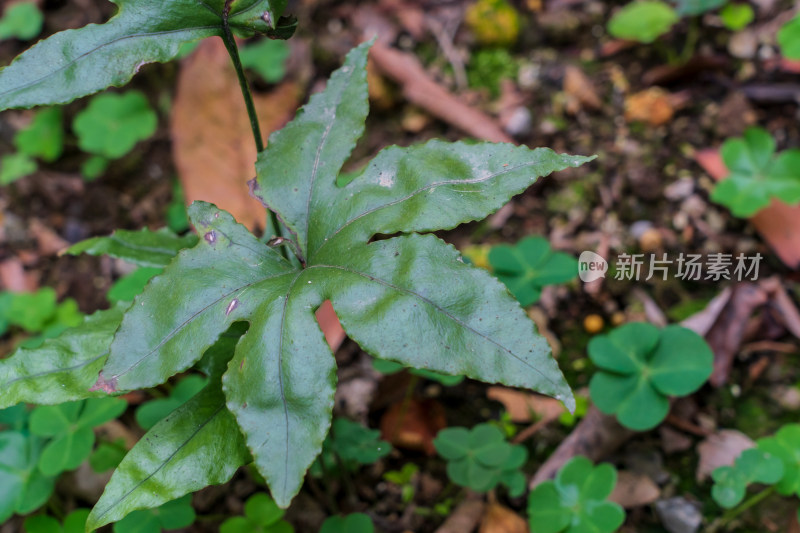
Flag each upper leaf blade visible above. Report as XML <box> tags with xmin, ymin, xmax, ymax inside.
<box><xmin>252</xmin><ymin>39</ymin><xmax>372</xmax><ymax>258</ymax></box>
<box><xmin>97</xmin><ymin>202</ymin><xmax>296</xmax><ymax>392</ymax></box>
<box><xmin>0</xmin><ymin>303</ymin><xmax>126</xmax><ymax>410</ymax></box>
<box><xmin>87</xmin><ymin>380</ymin><xmax>249</xmax><ymax>530</ymax></box>
<box><xmin>0</xmin><ymin>0</ymin><xmax>282</xmax><ymax>109</ymax></box>
<box><xmin>310</xmin><ymin>140</ymin><xmax>594</xmax><ymax>263</ymax></box>
<box><xmin>65</xmin><ymin>227</ymin><xmax>198</xmax><ymax>268</ymax></box>
<box><xmin>317</xmin><ymin>234</ymin><xmax>575</xmax><ymax>411</ymax></box>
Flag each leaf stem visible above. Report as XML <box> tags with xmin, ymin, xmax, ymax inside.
<box><xmin>708</xmin><ymin>486</ymin><xmax>776</xmax><ymax>532</ymax></box>
<box><xmin>220</xmin><ymin>2</ymin><xmax>285</xmax><ymax>243</ymax></box>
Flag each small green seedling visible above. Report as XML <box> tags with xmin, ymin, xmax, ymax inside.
<box><xmin>66</xmin><ymin>227</ymin><xmax>198</xmax><ymax>268</ymax></box>
<box><xmin>112</xmin><ymin>495</ymin><xmax>196</xmax><ymax>533</ymax></box>
<box><xmin>313</xmin><ymin>418</ymin><xmax>391</xmax><ymax>476</ymax></box>
<box><xmin>72</xmin><ymin>91</ymin><xmax>157</xmax><ymax>179</ymax></box>
<box><xmin>0</xmin><ymin>2</ymin><xmax>43</xmax><ymax>41</ymax></box>
<box><xmin>0</xmin><ymin>288</ymin><xmax>83</xmax><ymax>341</ymax></box>
<box><xmin>372</xmin><ymin>359</ymin><xmax>464</xmax><ymax>386</ymax></box>
<box><xmin>384</xmin><ymin>463</ymin><xmax>419</xmax><ymax>503</ymax></box>
<box><xmin>320</xmin><ymin>513</ymin><xmax>374</xmax><ymax>533</ymax></box>
<box><xmin>433</xmin><ymin>423</ymin><xmax>528</xmax><ymax>496</ymax></box>
<box><xmin>719</xmin><ymin>3</ymin><xmax>754</xmax><ymax>31</ymax></box>
<box><xmin>0</xmin><ymin>430</ymin><xmax>55</xmax><ymax>522</ymax></box>
<box><xmin>0</xmin><ymin>152</ymin><xmax>37</xmax><ymax>185</ymax></box>
<box><xmin>240</xmin><ymin>39</ymin><xmax>290</xmax><ymax>83</ymax></box>
<box><xmin>588</xmin><ymin>322</ymin><xmax>712</xmax><ymax>431</ymax></box>
<box><xmin>23</xmin><ymin>510</ymin><xmax>90</xmax><ymax>533</ymax></box>
<box><xmin>488</xmin><ymin>236</ymin><xmax>578</xmax><ymax>307</ymax></box>
<box><xmin>29</xmin><ymin>397</ymin><xmax>127</xmax><ymax>476</ymax></box>
<box><xmin>779</xmin><ymin>15</ymin><xmax>800</xmax><ymax>59</ymax></box>
<box><xmin>607</xmin><ymin>1</ymin><xmax>679</xmax><ymax>43</ymax></box>
<box><xmin>15</xmin><ymin>108</ymin><xmax>65</xmax><ymax>163</ymax></box>
<box><xmin>757</xmin><ymin>424</ymin><xmax>800</xmax><ymax>498</ymax></box>
<box><xmin>135</xmin><ymin>375</ymin><xmax>208</xmax><ymax>430</ymax></box>
<box><xmin>220</xmin><ymin>493</ymin><xmax>293</xmax><ymax>533</ymax></box>
<box><xmin>528</xmin><ymin>456</ymin><xmax>624</xmax><ymax>533</ymax></box>
<box><xmin>711</xmin><ymin>127</ymin><xmax>800</xmax><ymax>217</ymax></box>
<box><xmin>711</xmin><ymin>448</ymin><xmax>784</xmax><ymax>508</ymax></box>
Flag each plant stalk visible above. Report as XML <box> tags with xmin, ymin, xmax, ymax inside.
<box><xmin>220</xmin><ymin>2</ymin><xmax>284</xmax><ymax>242</ymax></box>
<box><xmin>708</xmin><ymin>486</ymin><xmax>776</xmax><ymax>532</ymax></box>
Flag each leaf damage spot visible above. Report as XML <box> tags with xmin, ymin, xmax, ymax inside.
<box><xmin>90</xmin><ymin>372</ymin><xmax>118</xmax><ymax>393</ymax></box>
<box><xmin>226</xmin><ymin>298</ymin><xmax>240</xmax><ymax>316</ymax></box>
<box><xmin>204</xmin><ymin>230</ymin><xmax>217</xmax><ymax>244</ymax></box>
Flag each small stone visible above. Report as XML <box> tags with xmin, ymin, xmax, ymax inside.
<box><xmin>655</xmin><ymin>497</ymin><xmax>703</xmax><ymax>533</ymax></box>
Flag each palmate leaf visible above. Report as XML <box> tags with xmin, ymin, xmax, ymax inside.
<box><xmin>96</xmin><ymin>40</ymin><xmax>591</xmax><ymax>509</ymax></box>
<box><xmin>0</xmin><ymin>0</ymin><xmax>288</xmax><ymax>110</ymax></box>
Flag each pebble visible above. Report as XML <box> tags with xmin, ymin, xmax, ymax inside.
<box><xmin>655</xmin><ymin>497</ymin><xmax>703</xmax><ymax>533</ymax></box>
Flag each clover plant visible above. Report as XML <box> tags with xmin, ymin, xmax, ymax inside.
<box><xmin>757</xmin><ymin>424</ymin><xmax>800</xmax><ymax>498</ymax></box>
<box><xmin>23</xmin><ymin>510</ymin><xmax>90</xmax><ymax>533</ymax></box>
<box><xmin>488</xmin><ymin>236</ymin><xmax>578</xmax><ymax>307</ymax></box>
<box><xmin>112</xmin><ymin>496</ymin><xmax>196</xmax><ymax>533</ymax></box>
<box><xmin>0</xmin><ymin>1</ymin><xmax>43</xmax><ymax>41</ymax></box>
<box><xmin>719</xmin><ymin>3</ymin><xmax>754</xmax><ymax>31</ymax></box>
<box><xmin>779</xmin><ymin>15</ymin><xmax>800</xmax><ymax>59</ymax></box>
<box><xmin>0</xmin><ymin>107</ymin><xmax>64</xmax><ymax>185</ymax></box>
<box><xmin>528</xmin><ymin>456</ymin><xmax>625</xmax><ymax>533</ymax></box>
<box><xmin>0</xmin><ymin>427</ymin><xmax>55</xmax><ymax>522</ymax></box>
<box><xmin>711</xmin><ymin>127</ymin><xmax>800</xmax><ymax>217</ymax></box>
<box><xmin>433</xmin><ymin>423</ymin><xmax>528</xmax><ymax>496</ymax></box>
<box><xmin>135</xmin><ymin>375</ymin><xmax>208</xmax><ymax>430</ymax></box>
<box><xmin>319</xmin><ymin>513</ymin><xmax>374</xmax><ymax>533</ymax></box>
<box><xmin>90</xmin><ymin>438</ymin><xmax>128</xmax><ymax>473</ymax></box>
<box><xmin>0</xmin><ymin>0</ymin><xmax>595</xmax><ymax>527</ymax></box>
<box><xmin>588</xmin><ymin>322</ymin><xmax>712</xmax><ymax>431</ymax></box>
<box><xmin>0</xmin><ymin>288</ymin><xmax>83</xmax><ymax>345</ymax></box>
<box><xmin>220</xmin><ymin>493</ymin><xmax>293</xmax><ymax>533</ymax></box>
<box><xmin>384</xmin><ymin>463</ymin><xmax>419</xmax><ymax>503</ymax></box>
<box><xmin>608</xmin><ymin>1</ymin><xmax>679</xmax><ymax>44</ymax></box>
<box><xmin>372</xmin><ymin>358</ymin><xmax>465</xmax><ymax>386</ymax></box>
<box><xmin>312</xmin><ymin>418</ymin><xmax>391</xmax><ymax>476</ymax></box>
<box><xmin>240</xmin><ymin>39</ymin><xmax>290</xmax><ymax>83</ymax></box>
<box><xmin>29</xmin><ymin>397</ymin><xmax>127</xmax><ymax>476</ymax></box>
<box><xmin>711</xmin><ymin>448</ymin><xmax>784</xmax><ymax>508</ymax></box>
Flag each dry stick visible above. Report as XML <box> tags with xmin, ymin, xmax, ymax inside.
<box><xmin>433</xmin><ymin>493</ymin><xmax>485</xmax><ymax>533</ymax></box>
<box><xmin>369</xmin><ymin>41</ymin><xmax>513</xmax><ymax>144</ymax></box>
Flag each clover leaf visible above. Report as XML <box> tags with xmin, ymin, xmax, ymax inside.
<box><xmin>720</xmin><ymin>3</ymin><xmax>754</xmax><ymax>31</ymax></box>
<box><xmin>312</xmin><ymin>418</ymin><xmax>391</xmax><ymax>477</ymax></box>
<box><xmin>89</xmin><ymin>40</ymin><xmax>589</xmax><ymax>513</ymax></box>
<box><xmin>588</xmin><ymin>323</ymin><xmax>712</xmax><ymax>431</ymax></box>
<box><xmin>112</xmin><ymin>495</ymin><xmax>196</xmax><ymax>533</ymax></box>
<box><xmin>779</xmin><ymin>15</ymin><xmax>800</xmax><ymax>60</ymax></box>
<box><xmin>73</xmin><ymin>91</ymin><xmax>158</xmax><ymax>160</ymax></box>
<box><xmin>0</xmin><ymin>2</ymin><xmax>43</xmax><ymax>41</ymax></box>
<box><xmin>607</xmin><ymin>1</ymin><xmax>678</xmax><ymax>43</ymax></box>
<box><xmin>711</xmin><ymin>448</ymin><xmax>784</xmax><ymax>508</ymax></box>
<box><xmin>15</xmin><ymin>108</ymin><xmax>64</xmax><ymax>163</ymax></box>
<box><xmin>489</xmin><ymin>236</ymin><xmax>578</xmax><ymax>306</ymax></box>
<box><xmin>711</xmin><ymin>127</ymin><xmax>800</xmax><ymax>217</ymax></box>
<box><xmin>434</xmin><ymin>424</ymin><xmax>528</xmax><ymax>495</ymax></box>
<box><xmin>528</xmin><ymin>456</ymin><xmax>625</xmax><ymax>533</ymax></box>
<box><xmin>107</xmin><ymin>268</ymin><xmax>164</xmax><ymax>303</ymax></box>
<box><xmin>757</xmin><ymin>424</ymin><xmax>800</xmax><ymax>497</ymax></box>
<box><xmin>23</xmin><ymin>509</ymin><xmax>90</xmax><ymax>533</ymax></box>
<box><xmin>320</xmin><ymin>513</ymin><xmax>374</xmax><ymax>533</ymax></box>
<box><xmin>135</xmin><ymin>375</ymin><xmax>208</xmax><ymax>430</ymax></box>
<box><xmin>221</xmin><ymin>493</ymin><xmax>293</xmax><ymax>533</ymax></box>
<box><xmin>0</xmin><ymin>0</ymin><xmax>292</xmax><ymax>109</ymax></box>
<box><xmin>0</xmin><ymin>431</ymin><xmax>55</xmax><ymax>523</ymax></box>
<box><xmin>0</xmin><ymin>153</ymin><xmax>37</xmax><ymax>185</ymax></box>
<box><xmin>29</xmin><ymin>397</ymin><xmax>127</xmax><ymax>476</ymax></box>
<box><xmin>240</xmin><ymin>39</ymin><xmax>290</xmax><ymax>83</ymax></box>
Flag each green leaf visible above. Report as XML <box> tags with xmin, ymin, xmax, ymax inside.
<box><xmin>135</xmin><ymin>374</ymin><xmax>208</xmax><ymax>429</ymax></box>
<box><xmin>0</xmin><ymin>0</ymin><xmax>288</xmax><ymax>109</ymax></box>
<box><xmin>0</xmin><ymin>152</ymin><xmax>37</xmax><ymax>185</ymax></box>
<box><xmin>328</xmin><ymin>418</ymin><xmax>391</xmax><ymax>464</ymax></box>
<box><xmin>88</xmin><ymin>382</ymin><xmax>248</xmax><ymax>530</ymax></box>
<box><xmin>90</xmin><ymin>438</ymin><xmax>128</xmax><ymax>473</ymax></box>
<box><xmin>99</xmin><ymin>40</ymin><xmax>589</xmax><ymax>508</ymax></box>
<box><xmin>607</xmin><ymin>1</ymin><xmax>678</xmax><ymax>43</ymax></box>
<box><xmin>372</xmin><ymin>358</ymin><xmax>464</xmax><ymax>385</ymax></box>
<box><xmin>720</xmin><ymin>3</ymin><xmax>754</xmax><ymax>31</ymax></box>
<box><xmin>64</xmin><ymin>510</ymin><xmax>90</xmax><ymax>533</ymax></box>
<box><xmin>73</xmin><ymin>91</ymin><xmax>158</xmax><ymax>159</ymax></box>
<box><xmin>757</xmin><ymin>424</ymin><xmax>800</xmax><ymax>497</ymax></box>
<box><xmin>24</xmin><ymin>514</ymin><xmax>61</xmax><ymax>533</ymax></box>
<box><xmin>220</xmin><ymin>493</ymin><xmax>293</xmax><ymax>533</ymax></box>
<box><xmin>81</xmin><ymin>155</ymin><xmax>109</xmax><ymax>181</ymax></box>
<box><xmin>320</xmin><ymin>513</ymin><xmax>374</xmax><ymax>533</ymax></box>
<box><xmin>0</xmin><ymin>431</ymin><xmax>55</xmax><ymax>522</ymax></box>
<box><xmin>489</xmin><ymin>236</ymin><xmax>578</xmax><ymax>306</ymax></box>
<box><xmin>711</xmin><ymin>448</ymin><xmax>784</xmax><ymax>508</ymax></box>
<box><xmin>0</xmin><ymin>304</ymin><xmax>126</xmax><ymax>410</ymax></box>
<box><xmin>240</xmin><ymin>39</ymin><xmax>290</xmax><ymax>83</ymax></box>
<box><xmin>589</xmin><ymin>323</ymin><xmax>712</xmax><ymax>431</ymax></box>
<box><xmin>15</xmin><ymin>108</ymin><xmax>64</xmax><ymax>162</ymax></box>
<box><xmin>4</xmin><ymin>288</ymin><xmax>58</xmax><ymax>332</ymax></box>
<box><xmin>712</xmin><ymin>127</ymin><xmax>800</xmax><ymax>217</ymax></box>
<box><xmin>107</xmin><ymin>267</ymin><xmax>163</xmax><ymax>303</ymax></box>
<box><xmin>528</xmin><ymin>482</ymin><xmax>572</xmax><ymax>533</ymax></box>
<box><xmin>66</xmin><ymin>227</ymin><xmax>198</xmax><ymax>268</ymax></box>
<box><xmin>0</xmin><ymin>2</ymin><xmax>43</xmax><ymax>41</ymax></box>
<box><xmin>111</xmin><ymin>495</ymin><xmax>196</xmax><ymax>533</ymax></box>
<box><xmin>779</xmin><ymin>15</ymin><xmax>800</xmax><ymax>59</ymax></box>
